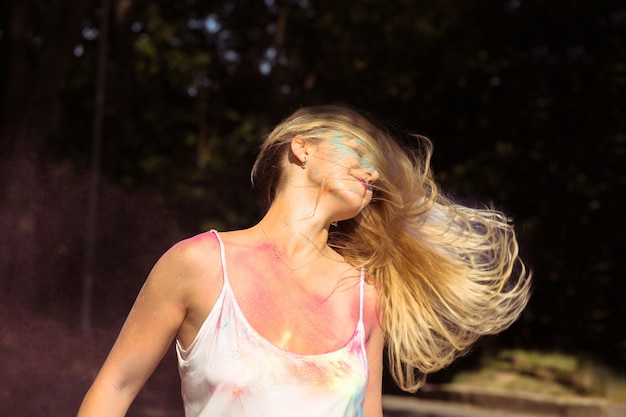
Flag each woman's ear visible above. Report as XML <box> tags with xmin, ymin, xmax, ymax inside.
<box><xmin>290</xmin><ymin>135</ymin><xmax>308</xmax><ymax>166</ymax></box>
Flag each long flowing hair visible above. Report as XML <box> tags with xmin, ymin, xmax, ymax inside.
<box><xmin>252</xmin><ymin>104</ymin><xmax>531</xmax><ymax>392</ymax></box>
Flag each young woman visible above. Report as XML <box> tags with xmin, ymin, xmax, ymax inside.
<box><xmin>77</xmin><ymin>104</ymin><xmax>530</xmax><ymax>417</ymax></box>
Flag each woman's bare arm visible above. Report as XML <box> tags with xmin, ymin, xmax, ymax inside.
<box><xmin>363</xmin><ymin>282</ymin><xmax>385</xmax><ymax>417</ymax></box>
<box><xmin>363</xmin><ymin>319</ymin><xmax>385</xmax><ymax>417</ymax></box>
<box><xmin>77</xmin><ymin>235</ymin><xmax>220</xmax><ymax>417</ymax></box>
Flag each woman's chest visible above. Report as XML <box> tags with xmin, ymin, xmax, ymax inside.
<box><xmin>229</xmin><ymin>268</ymin><xmax>361</xmax><ymax>355</ymax></box>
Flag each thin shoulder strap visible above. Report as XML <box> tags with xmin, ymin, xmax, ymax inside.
<box><xmin>210</xmin><ymin>230</ymin><xmax>229</xmax><ymax>285</ymax></box>
<box><xmin>359</xmin><ymin>267</ymin><xmax>365</xmax><ymax>325</ymax></box>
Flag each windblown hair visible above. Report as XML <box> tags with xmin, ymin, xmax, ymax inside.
<box><xmin>252</xmin><ymin>104</ymin><xmax>532</xmax><ymax>392</ymax></box>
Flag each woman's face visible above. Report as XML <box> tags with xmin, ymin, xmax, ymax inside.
<box><xmin>308</xmin><ymin>135</ymin><xmax>379</xmax><ymax>217</ymax></box>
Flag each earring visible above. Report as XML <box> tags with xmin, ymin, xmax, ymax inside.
<box><xmin>301</xmin><ymin>156</ymin><xmax>307</xmax><ymax>169</ymax></box>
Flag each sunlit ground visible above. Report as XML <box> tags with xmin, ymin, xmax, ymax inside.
<box><xmin>450</xmin><ymin>349</ymin><xmax>626</xmax><ymax>403</ymax></box>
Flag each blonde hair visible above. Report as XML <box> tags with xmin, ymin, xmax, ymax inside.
<box><xmin>252</xmin><ymin>104</ymin><xmax>531</xmax><ymax>392</ymax></box>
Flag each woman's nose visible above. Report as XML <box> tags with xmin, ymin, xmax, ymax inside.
<box><xmin>364</xmin><ymin>168</ymin><xmax>379</xmax><ymax>184</ymax></box>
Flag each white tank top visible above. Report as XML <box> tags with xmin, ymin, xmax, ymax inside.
<box><xmin>176</xmin><ymin>230</ymin><xmax>369</xmax><ymax>417</ymax></box>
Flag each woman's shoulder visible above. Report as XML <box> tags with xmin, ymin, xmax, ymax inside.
<box><xmin>163</xmin><ymin>229</ymin><xmax>257</xmax><ymax>278</ymax></box>
<box><xmin>171</xmin><ymin>229</ymin><xmax>219</xmax><ymax>255</ymax></box>
<box><xmin>155</xmin><ymin>230</ymin><xmax>223</xmax><ymax>281</ymax></box>
<box><xmin>158</xmin><ymin>231</ymin><xmax>226</xmax><ymax>348</ymax></box>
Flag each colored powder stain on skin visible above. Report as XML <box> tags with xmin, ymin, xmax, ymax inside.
<box><xmin>259</xmin><ymin>243</ymin><xmax>274</xmax><ymax>251</ymax></box>
<box><xmin>310</xmin><ymin>293</ymin><xmax>327</xmax><ymax>305</ymax></box>
<box><xmin>328</xmin><ymin>136</ymin><xmax>374</xmax><ymax>171</ymax></box>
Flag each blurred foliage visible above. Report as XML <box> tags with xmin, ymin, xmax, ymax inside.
<box><xmin>1</xmin><ymin>0</ymin><xmax>624</xmax><ymax>390</ymax></box>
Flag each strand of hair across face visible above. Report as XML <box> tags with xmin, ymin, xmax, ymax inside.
<box><xmin>329</xmin><ymin>133</ymin><xmax>531</xmax><ymax>392</ymax></box>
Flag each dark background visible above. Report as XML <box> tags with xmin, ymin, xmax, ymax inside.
<box><xmin>1</xmin><ymin>1</ymin><xmax>624</xmax><ymax>416</ymax></box>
